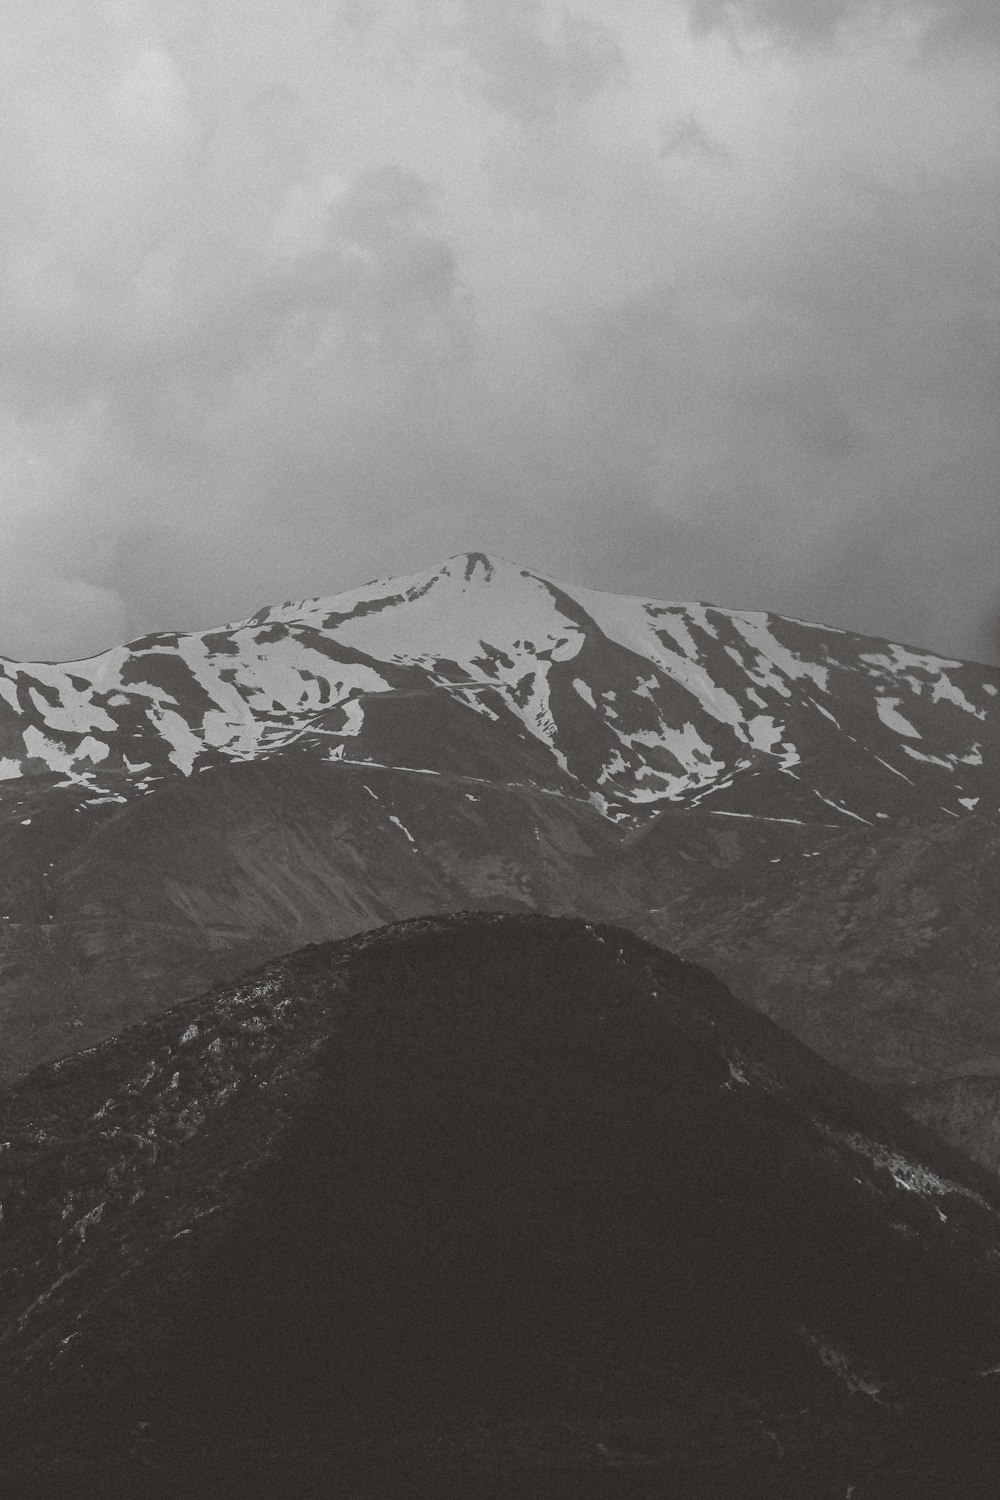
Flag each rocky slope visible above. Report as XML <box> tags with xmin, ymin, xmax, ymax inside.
<box><xmin>5</xmin><ymin>914</ymin><xmax>1000</xmax><ymax>1498</ymax></box>
<box><xmin>652</xmin><ymin>813</ymin><xmax>1000</xmax><ymax>1085</ymax></box>
<box><xmin>0</xmin><ymin>553</ymin><xmax>997</xmax><ymax>1161</ymax></box>
<box><xmin>900</xmin><ymin>1074</ymin><xmax>1000</xmax><ymax>1176</ymax></box>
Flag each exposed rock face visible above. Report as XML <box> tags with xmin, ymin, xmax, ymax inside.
<box><xmin>0</xmin><ymin>554</ymin><xmax>997</xmax><ymax>1164</ymax></box>
<box><xmin>5</xmin><ymin>915</ymin><xmax>1000</xmax><ymax>1496</ymax></box>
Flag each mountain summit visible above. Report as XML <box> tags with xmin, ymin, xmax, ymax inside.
<box><xmin>1</xmin><ymin>551</ymin><xmax>995</xmax><ymax>825</ymax></box>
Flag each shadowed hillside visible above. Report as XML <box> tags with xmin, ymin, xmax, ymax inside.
<box><xmin>4</xmin><ymin>914</ymin><xmax>1000</xmax><ymax>1497</ymax></box>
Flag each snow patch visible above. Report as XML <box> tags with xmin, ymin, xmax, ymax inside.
<box><xmin>812</xmin><ymin>793</ymin><xmax>871</xmax><ymax>825</ymax></box>
<box><xmin>875</xmin><ymin>697</ymin><xmax>920</xmax><ymax>738</ymax></box>
<box><xmin>23</xmin><ymin>725</ymin><xmax>77</xmax><ymax>774</ymax></box>
<box><xmin>745</xmin><ymin>714</ymin><xmax>784</xmax><ymax>753</ymax></box>
<box><xmin>930</xmin><ymin>673</ymin><xmax>987</xmax><ymax>719</ymax></box>
<box><xmin>722</xmin><ymin>1059</ymin><xmax>750</xmax><ymax>1089</ymax></box>
<box><xmin>388</xmin><ymin>814</ymin><xmax>416</xmax><ymax>846</ymax></box>
<box><xmin>872</xmin><ymin>755</ymin><xmax>913</xmax><ymax>784</ymax></box>
<box><xmin>861</xmin><ymin>644</ymin><xmax>962</xmax><ymax>677</ymax></box>
<box><xmin>819</xmin><ymin>1123</ymin><xmax>990</xmax><ymax>1208</ymax></box>
<box><xmin>71</xmin><ymin>1200</ymin><xmax>106</xmax><ymax>1245</ymax></box>
<box><xmin>900</xmin><ymin>745</ymin><xmax>955</xmax><ymax>770</ymax></box>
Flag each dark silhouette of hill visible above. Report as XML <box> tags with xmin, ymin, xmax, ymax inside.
<box><xmin>4</xmin><ymin>914</ymin><xmax>1000</xmax><ymax>1497</ymax></box>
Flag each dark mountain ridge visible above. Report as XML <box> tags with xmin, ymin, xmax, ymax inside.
<box><xmin>4</xmin><ymin>914</ymin><xmax>1000</xmax><ymax>1497</ymax></box>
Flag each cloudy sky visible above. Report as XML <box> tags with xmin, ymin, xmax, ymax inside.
<box><xmin>0</xmin><ymin>0</ymin><xmax>997</xmax><ymax>664</ymax></box>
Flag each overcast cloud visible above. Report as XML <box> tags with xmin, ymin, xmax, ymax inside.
<box><xmin>0</xmin><ymin>0</ymin><xmax>996</xmax><ymax>663</ymax></box>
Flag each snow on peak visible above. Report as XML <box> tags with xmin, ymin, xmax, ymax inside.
<box><xmin>0</xmin><ymin>556</ymin><xmax>995</xmax><ymax>822</ymax></box>
<box><xmin>247</xmin><ymin>551</ymin><xmax>527</xmax><ymax>629</ymax></box>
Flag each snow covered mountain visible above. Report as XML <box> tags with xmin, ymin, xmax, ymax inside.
<box><xmin>1</xmin><ymin>551</ymin><xmax>995</xmax><ymax>825</ymax></box>
<box><xmin>0</xmin><ymin>554</ymin><xmax>997</xmax><ymax>1169</ymax></box>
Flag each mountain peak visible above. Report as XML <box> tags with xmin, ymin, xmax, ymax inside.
<box><xmin>441</xmin><ymin>549</ymin><xmax>520</xmax><ymax>582</ymax></box>
<box><xmin>244</xmin><ymin>550</ymin><xmax>528</xmax><ymax>628</ymax></box>
<box><xmin>0</xmin><ymin>557</ymin><xmax>995</xmax><ymax>825</ymax></box>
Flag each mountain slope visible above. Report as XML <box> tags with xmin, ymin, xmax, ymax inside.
<box><xmin>2</xmin><ymin>551</ymin><xmax>995</xmax><ymax>823</ymax></box>
<box><xmin>5</xmin><ymin>915</ymin><xmax>1000</xmax><ymax>1497</ymax></box>
<box><xmin>650</xmin><ymin>813</ymin><xmax>1000</xmax><ymax>1084</ymax></box>
<box><xmin>0</xmin><ymin>554</ymin><xmax>997</xmax><ymax>1167</ymax></box>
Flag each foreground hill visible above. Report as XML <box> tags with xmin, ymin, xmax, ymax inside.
<box><xmin>0</xmin><ymin>555</ymin><xmax>997</xmax><ymax>1164</ymax></box>
<box><xmin>4</xmin><ymin>914</ymin><xmax>1000</xmax><ymax>1498</ymax></box>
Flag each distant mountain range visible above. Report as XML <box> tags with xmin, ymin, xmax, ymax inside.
<box><xmin>1</xmin><ymin>554</ymin><xmax>997</xmax><ymax>1162</ymax></box>
<box><xmin>5</xmin><ymin>914</ymin><xmax>1000</xmax><ymax>1497</ymax></box>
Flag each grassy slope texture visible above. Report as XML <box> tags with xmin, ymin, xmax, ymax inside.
<box><xmin>3</xmin><ymin>913</ymin><xmax>1000</xmax><ymax>1499</ymax></box>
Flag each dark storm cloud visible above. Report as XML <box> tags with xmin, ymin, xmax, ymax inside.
<box><xmin>687</xmin><ymin>0</ymin><xmax>1000</xmax><ymax>50</ymax></box>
